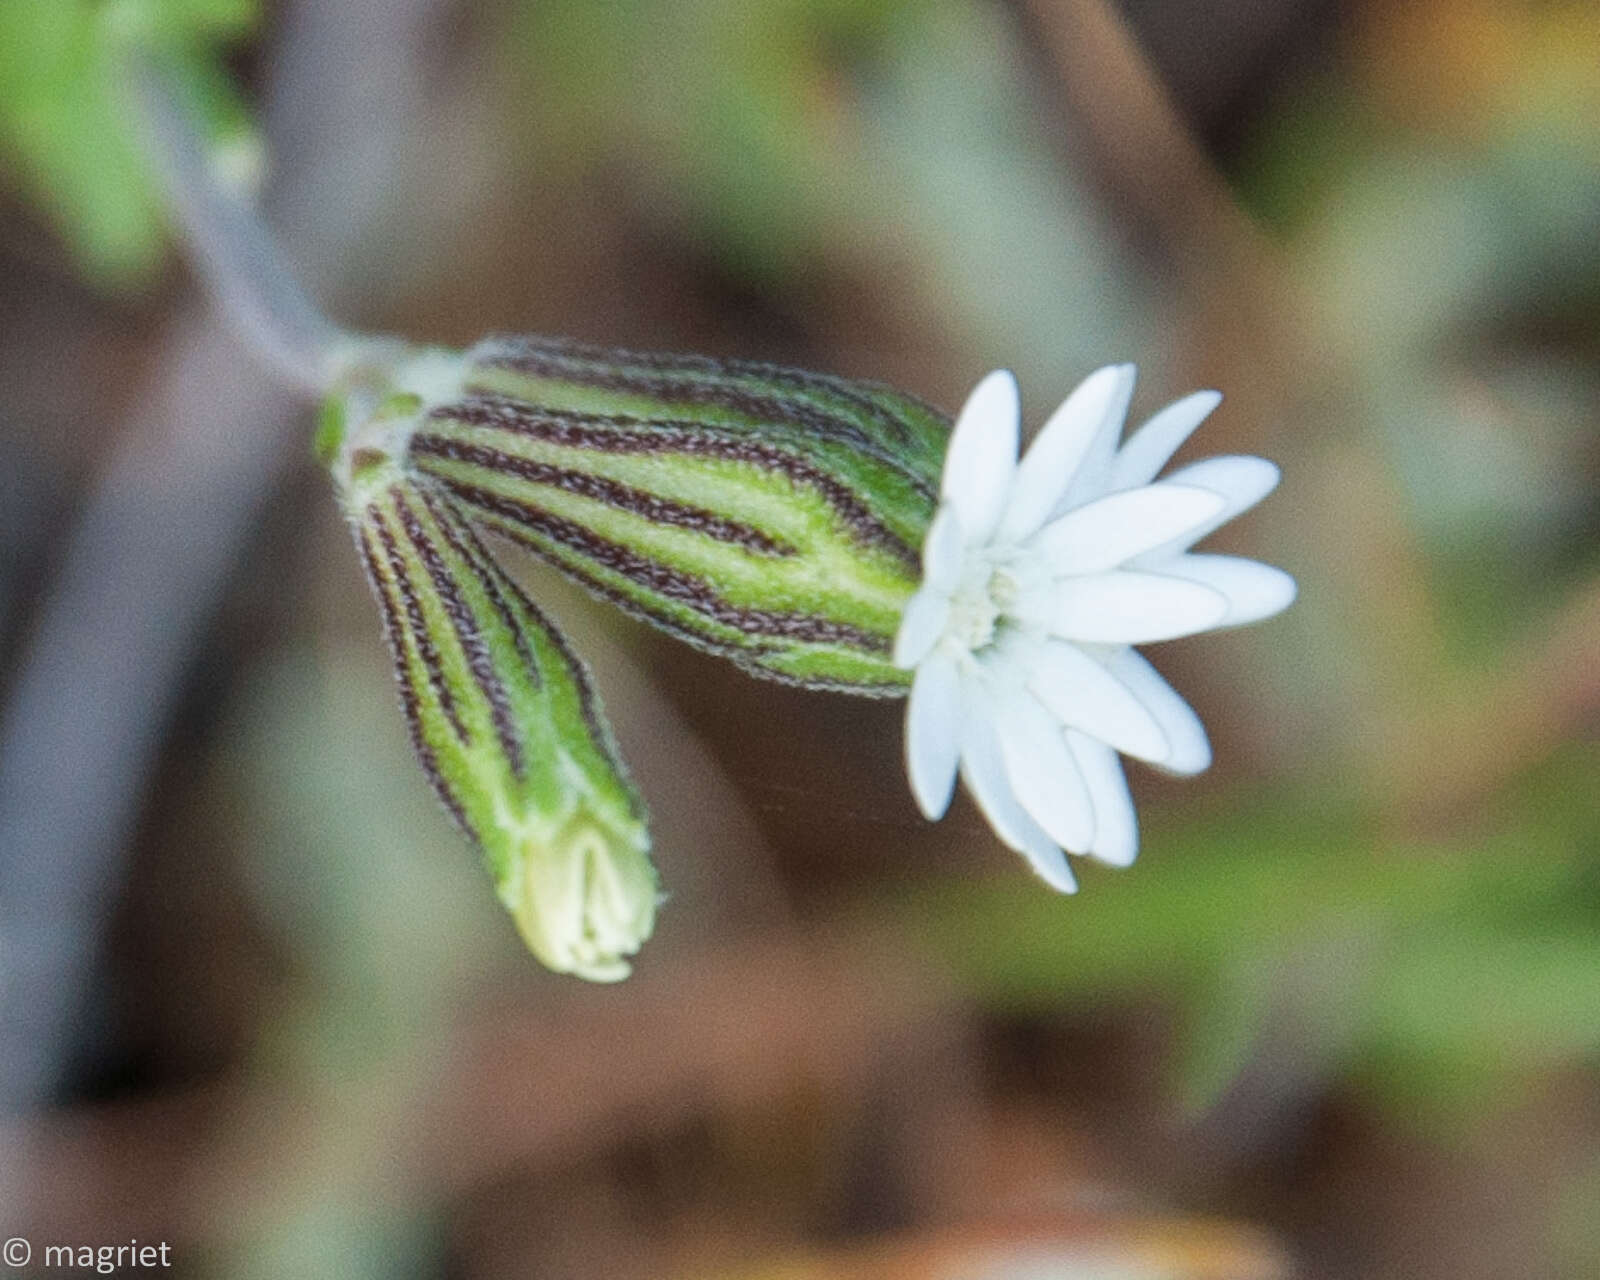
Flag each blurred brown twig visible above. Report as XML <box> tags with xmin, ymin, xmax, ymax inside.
<box><xmin>5</xmin><ymin>930</ymin><xmax>972</xmax><ymax>1248</ymax></box>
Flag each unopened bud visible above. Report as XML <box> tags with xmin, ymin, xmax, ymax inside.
<box><xmin>332</xmin><ymin>383</ymin><xmax>656</xmax><ymax>980</ymax></box>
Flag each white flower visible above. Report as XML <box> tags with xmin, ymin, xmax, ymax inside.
<box><xmin>894</xmin><ymin>366</ymin><xmax>1295</xmax><ymax>891</ymax></box>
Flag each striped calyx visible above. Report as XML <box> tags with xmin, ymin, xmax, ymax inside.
<box><xmin>405</xmin><ymin>335</ymin><xmax>950</xmax><ymax>694</ymax></box>
<box><xmin>331</xmin><ymin>365</ymin><xmax>656</xmax><ymax>981</ymax></box>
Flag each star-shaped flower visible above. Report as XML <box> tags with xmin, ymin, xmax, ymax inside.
<box><xmin>893</xmin><ymin>366</ymin><xmax>1295</xmax><ymax>891</ymax></box>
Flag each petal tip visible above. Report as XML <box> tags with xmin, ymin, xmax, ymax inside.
<box><xmin>1261</xmin><ymin>567</ymin><xmax>1298</xmax><ymax>620</ymax></box>
<box><xmin>960</xmin><ymin>368</ymin><xmax>1020</xmax><ymax>421</ymax></box>
<box><xmin>942</xmin><ymin>371</ymin><xmax>1022</xmax><ymax>541</ymax></box>
<box><xmin>1090</xmin><ymin>829</ymin><xmax>1139</xmax><ymax>867</ymax></box>
<box><xmin>1229</xmin><ymin>455</ymin><xmax>1282</xmax><ymax>504</ymax></box>
<box><xmin>1095</xmin><ymin>362</ymin><xmax>1138</xmax><ymax>398</ymax></box>
<box><xmin>908</xmin><ymin>757</ymin><xmax>957</xmax><ymax>820</ymax></box>
<box><xmin>1028</xmin><ymin>847</ymin><xmax>1078</xmax><ymax>894</ymax></box>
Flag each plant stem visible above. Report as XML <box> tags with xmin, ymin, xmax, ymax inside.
<box><xmin>122</xmin><ymin>49</ymin><xmax>354</xmax><ymax>395</ymax></box>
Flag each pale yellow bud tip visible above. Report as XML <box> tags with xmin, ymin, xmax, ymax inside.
<box><xmin>503</xmin><ymin>818</ymin><xmax>657</xmax><ymax>983</ymax></box>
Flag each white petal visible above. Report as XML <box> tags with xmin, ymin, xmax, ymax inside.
<box><xmin>922</xmin><ymin>504</ymin><xmax>966</xmax><ymax>593</ymax></box>
<box><xmin>893</xmin><ymin>585</ymin><xmax>952</xmax><ymax>668</ymax></box>
<box><xmin>904</xmin><ymin>652</ymin><xmax>961</xmax><ymax>818</ymax></box>
<box><xmin>998</xmin><ymin>364</ymin><xmax>1138</xmax><ymax>543</ymax></box>
<box><xmin>994</xmin><ymin>690</ymin><xmax>1094</xmax><ymax>853</ymax></box>
<box><xmin>1032</xmin><ymin>484</ymin><xmax>1226</xmax><ymax>576</ymax></box>
<box><xmin>941</xmin><ymin>370</ymin><xmax>1019</xmax><ymax>546</ymax></box>
<box><xmin>1099</xmin><ymin>648</ymin><xmax>1211</xmax><ymax>775</ymax></box>
<box><xmin>960</xmin><ymin>696</ymin><xmax>1077</xmax><ymax>893</ymax></box>
<box><xmin>1134</xmin><ymin>455</ymin><xmax>1280</xmax><ymax>559</ymax></box>
<box><xmin>1172</xmin><ymin>454</ymin><xmax>1280</xmax><ymax>521</ymax></box>
<box><xmin>1050</xmin><ymin>571</ymin><xmax>1230</xmax><ymax>644</ymax></box>
<box><xmin>1160</xmin><ymin>554</ymin><xmax>1297</xmax><ymax>627</ymax></box>
<box><xmin>1109</xmin><ymin>390</ymin><xmax>1222</xmax><ymax>491</ymax></box>
<box><xmin>1056</xmin><ymin>363</ymin><xmax>1137</xmax><ymax>512</ymax></box>
<box><xmin>1024</xmin><ymin>639</ymin><xmax>1170</xmax><ymax>763</ymax></box>
<box><xmin>1066</xmin><ymin>729</ymin><xmax>1139</xmax><ymax>866</ymax></box>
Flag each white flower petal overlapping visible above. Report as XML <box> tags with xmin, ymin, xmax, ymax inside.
<box><xmin>894</xmin><ymin>366</ymin><xmax>1295</xmax><ymax>891</ymax></box>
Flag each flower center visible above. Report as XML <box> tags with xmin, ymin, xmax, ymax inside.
<box><xmin>947</xmin><ymin>564</ymin><xmax>1018</xmax><ymax>654</ymax></box>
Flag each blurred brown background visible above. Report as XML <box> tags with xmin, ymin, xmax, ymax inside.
<box><xmin>1</xmin><ymin>1</ymin><xmax>1597</xmax><ymax>1277</ymax></box>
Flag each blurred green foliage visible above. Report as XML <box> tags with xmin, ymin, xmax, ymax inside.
<box><xmin>509</xmin><ymin>0</ymin><xmax>933</xmax><ymax>281</ymax></box>
<box><xmin>0</xmin><ymin>0</ymin><xmax>257</xmax><ymax>285</ymax></box>
<box><xmin>907</xmin><ymin>743</ymin><xmax>1600</xmax><ymax>1127</ymax></box>
<box><xmin>1237</xmin><ymin>4</ymin><xmax>1600</xmax><ymax>667</ymax></box>
<box><xmin>506</xmin><ymin>0</ymin><xmax>1146</xmax><ymax>386</ymax></box>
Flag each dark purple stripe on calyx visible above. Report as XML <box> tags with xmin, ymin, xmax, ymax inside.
<box><xmin>440</xmin><ymin>480</ymin><xmax>891</xmax><ymax>654</ymax></box>
<box><xmin>416</xmin><ymin>485</ymin><xmax>539</xmax><ymax>684</ymax></box>
<box><xmin>358</xmin><ymin>524</ymin><xmax>477</xmax><ymax>841</ymax></box>
<box><xmin>419</xmin><ymin>488</ymin><xmax>636</xmax><ymax>789</ymax></box>
<box><xmin>410</xmin><ymin>435</ymin><xmax>794</xmax><ymax>556</ymax></box>
<box><xmin>418</xmin><ymin>395</ymin><xmax>923</xmax><ymax>571</ymax></box>
<box><xmin>469</xmin><ymin>339</ymin><xmax>940</xmax><ymax>493</ymax></box>
<box><xmin>371</xmin><ymin>504</ymin><xmax>470</xmax><ymax>746</ymax></box>
<box><xmin>391</xmin><ymin>486</ymin><xmax>525</xmax><ymax>778</ymax></box>
<box><xmin>477</xmin><ymin>334</ymin><xmax>932</xmax><ymax>450</ymax></box>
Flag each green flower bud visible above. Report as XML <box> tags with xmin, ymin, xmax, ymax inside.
<box><xmin>395</xmin><ymin>335</ymin><xmax>948</xmax><ymax>694</ymax></box>
<box><xmin>332</xmin><ymin>376</ymin><xmax>656</xmax><ymax>981</ymax></box>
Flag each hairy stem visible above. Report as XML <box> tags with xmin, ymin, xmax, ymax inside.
<box><xmin>122</xmin><ymin>49</ymin><xmax>354</xmax><ymax>394</ymax></box>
